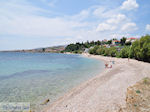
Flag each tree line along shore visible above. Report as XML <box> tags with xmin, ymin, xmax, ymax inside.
<box><xmin>62</xmin><ymin>35</ymin><xmax>150</xmax><ymax>63</ymax></box>
<box><xmin>3</xmin><ymin>35</ymin><xmax>149</xmax><ymax>63</ymax></box>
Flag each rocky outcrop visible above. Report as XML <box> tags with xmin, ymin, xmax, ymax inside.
<box><xmin>125</xmin><ymin>77</ymin><xmax>150</xmax><ymax>112</ymax></box>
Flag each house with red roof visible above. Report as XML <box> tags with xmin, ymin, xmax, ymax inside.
<box><xmin>126</xmin><ymin>37</ymin><xmax>137</xmax><ymax>43</ymax></box>
<box><xmin>112</xmin><ymin>40</ymin><xmax>120</xmax><ymax>45</ymax></box>
<box><xmin>102</xmin><ymin>39</ymin><xmax>108</xmax><ymax>43</ymax></box>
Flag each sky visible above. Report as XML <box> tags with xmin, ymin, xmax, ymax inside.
<box><xmin>0</xmin><ymin>0</ymin><xmax>150</xmax><ymax>50</ymax></box>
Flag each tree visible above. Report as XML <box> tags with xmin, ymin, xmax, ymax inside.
<box><xmin>125</xmin><ymin>41</ymin><xmax>132</xmax><ymax>46</ymax></box>
<box><xmin>107</xmin><ymin>40</ymin><xmax>112</xmax><ymax>45</ymax></box>
<box><xmin>97</xmin><ymin>40</ymin><xmax>101</xmax><ymax>45</ymax></box>
<box><xmin>84</xmin><ymin>41</ymin><xmax>90</xmax><ymax>48</ymax></box>
<box><xmin>130</xmin><ymin>35</ymin><xmax>150</xmax><ymax>62</ymax></box>
<box><xmin>65</xmin><ymin>44</ymin><xmax>79</xmax><ymax>52</ymax></box>
<box><xmin>42</xmin><ymin>48</ymin><xmax>45</xmax><ymax>52</ymax></box>
<box><xmin>120</xmin><ymin>37</ymin><xmax>127</xmax><ymax>46</ymax></box>
<box><xmin>89</xmin><ymin>46</ymin><xmax>99</xmax><ymax>54</ymax></box>
<box><xmin>119</xmin><ymin>46</ymin><xmax>130</xmax><ymax>58</ymax></box>
<box><xmin>104</xmin><ymin>48</ymin><xmax>110</xmax><ymax>56</ymax></box>
<box><xmin>130</xmin><ymin>40</ymin><xmax>140</xmax><ymax>59</ymax></box>
<box><xmin>90</xmin><ymin>41</ymin><xmax>95</xmax><ymax>46</ymax></box>
<box><xmin>138</xmin><ymin>35</ymin><xmax>150</xmax><ymax>62</ymax></box>
<box><xmin>96</xmin><ymin>47</ymin><xmax>105</xmax><ymax>55</ymax></box>
<box><xmin>109</xmin><ymin>47</ymin><xmax>117</xmax><ymax>57</ymax></box>
<box><xmin>112</xmin><ymin>38</ymin><xmax>117</xmax><ymax>40</ymax></box>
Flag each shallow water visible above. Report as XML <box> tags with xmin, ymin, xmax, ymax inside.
<box><xmin>0</xmin><ymin>52</ymin><xmax>104</xmax><ymax>111</ymax></box>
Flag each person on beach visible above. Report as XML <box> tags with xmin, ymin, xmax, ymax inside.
<box><xmin>105</xmin><ymin>63</ymin><xmax>108</xmax><ymax>68</ymax></box>
<box><xmin>105</xmin><ymin>63</ymin><xmax>112</xmax><ymax>68</ymax></box>
<box><xmin>112</xmin><ymin>61</ymin><xmax>115</xmax><ymax>64</ymax></box>
<box><xmin>108</xmin><ymin>64</ymin><xmax>112</xmax><ymax>68</ymax></box>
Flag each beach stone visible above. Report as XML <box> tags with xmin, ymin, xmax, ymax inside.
<box><xmin>41</xmin><ymin>99</ymin><xmax>50</xmax><ymax>105</ymax></box>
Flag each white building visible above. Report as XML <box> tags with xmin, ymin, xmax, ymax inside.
<box><xmin>126</xmin><ymin>37</ymin><xmax>137</xmax><ymax>43</ymax></box>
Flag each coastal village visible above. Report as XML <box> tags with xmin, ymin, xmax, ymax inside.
<box><xmin>5</xmin><ymin>37</ymin><xmax>138</xmax><ymax>54</ymax></box>
<box><xmin>84</xmin><ymin>37</ymin><xmax>138</xmax><ymax>53</ymax></box>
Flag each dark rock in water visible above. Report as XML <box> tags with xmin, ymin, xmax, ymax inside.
<box><xmin>41</xmin><ymin>99</ymin><xmax>50</xmax><ymax>105</ymax></box>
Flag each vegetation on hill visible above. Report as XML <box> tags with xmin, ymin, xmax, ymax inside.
<box><xmin>64</xmin><ymin>41</ymin><xmax>101</xmax><ymax>53</ymax></box>
<box><xmin>64</xmin><ymin>35</ymin><xmax>150</xmax><ymax>63</ymax></box>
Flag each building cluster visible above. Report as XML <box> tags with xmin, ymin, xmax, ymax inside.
<box><xmin>84</xmin><ymin>37</ymin><xmax>138</xmax><ymax>53</ymax></box>
<box><xmin>103</xmin><ymin>37</ymin><xmax>138</xmax><ymax>47</ymax></box>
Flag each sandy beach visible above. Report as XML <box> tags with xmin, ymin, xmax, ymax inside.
<box><xmin>43</xmin><ymin>54</ymin><xmax>150</xmax><ymax>112</ymax></box>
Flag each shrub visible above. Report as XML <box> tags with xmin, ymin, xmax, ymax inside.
<box><xmin>89</xmin><ymin>46</ymin><xmax>100</xmax><ymax>55</ymax></box>
<box><xmin>109</xmin><ymin>47</ymin><xmax>117</xmax><ymax>57</ymax></box>
<box><xmin>130</xmin><ymin>35</ymin><xmax>150</xmax><ymax>62</ymax></box>
<box><xmin>119</xmin><ymin>46</ymin><xmax>130</xmax><ymax>58</ymax></box>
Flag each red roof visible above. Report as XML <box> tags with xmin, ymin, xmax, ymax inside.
<box><xmin>128</xmin><ymin>37</ymin><xmax>137</xmax><ymax>40</ymax></box>
<box><xmin>103</xmin><ymin>39</ymin><xmax>107</xmax><ymax>42</ymax></box>
<box><xmin>113</xmin><ymin>40</ymin><xmax>120</xmax><ymax>42</ymax></box>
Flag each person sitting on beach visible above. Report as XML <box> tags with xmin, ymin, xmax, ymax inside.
<box><xmin>105</xmin><ymin>63</ymin><xmax>108</xmax><ymax>68</ymax></box>
<box><xmin>107</xmin><ymin>64</ymin><xmax>112</xmax><ymax>68</ymax></box>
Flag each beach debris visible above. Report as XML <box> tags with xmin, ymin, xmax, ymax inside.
<box><xmin>41</xmin><ymin>99</ymin><xmax>50</xmax><ymax>105</ymax></box>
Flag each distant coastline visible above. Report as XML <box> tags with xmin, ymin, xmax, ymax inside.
<box><xmin>0</xmin><ymin>45</ymin><xmax>66</xmax><ymax>53</ymax></box>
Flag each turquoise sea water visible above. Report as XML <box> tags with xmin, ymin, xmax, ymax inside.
<box><xmin>0</xmin><ymin>52</ymin><xmax>104</xmax><ymax>111</ymax></box>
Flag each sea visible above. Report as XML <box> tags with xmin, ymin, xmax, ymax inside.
<box><xmin>0</xmin><ymin>52</ymin><xmax>104</xmax><ymax>111</ymax></box>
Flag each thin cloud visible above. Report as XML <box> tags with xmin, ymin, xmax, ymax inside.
<box><xmin>146</xmin><ymin>24</ymin><xmax>150</xmax><ymax>31</ymax></box>
<box><xmin>0</xmin><ymin>0</ymin><xmax>145</xmax><ymax>50</ymax></box>
<box><xmin>121</xmin><ymin>22</ymin><xmax>138</xmax><ymax>32</ymax></box>
<box><xmin>121</xmin><ymin>0</ymin><xmax>139</xmax><ymax>11</ymax></box>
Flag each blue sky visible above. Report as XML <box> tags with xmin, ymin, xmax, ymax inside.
<box><xmin>0</xmin><ymin>0</ymin><xmax>150</xmax><ymax>50</ymax></box>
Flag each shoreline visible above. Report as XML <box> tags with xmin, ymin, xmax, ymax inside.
<box><xmin>42</xmin><ymin>53</ymin><xmax>106</xmax><ymax>111</ymax></box>
<box><xmin>43</xmin><ymin>54</ymin><xmax>150</xmax><ymax>112</ymax></box>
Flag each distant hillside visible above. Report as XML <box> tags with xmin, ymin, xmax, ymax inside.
<box><xmin>2</xmin><ymin>45</ymin><xmax>66</xmax><ymax>53</ymax></box>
